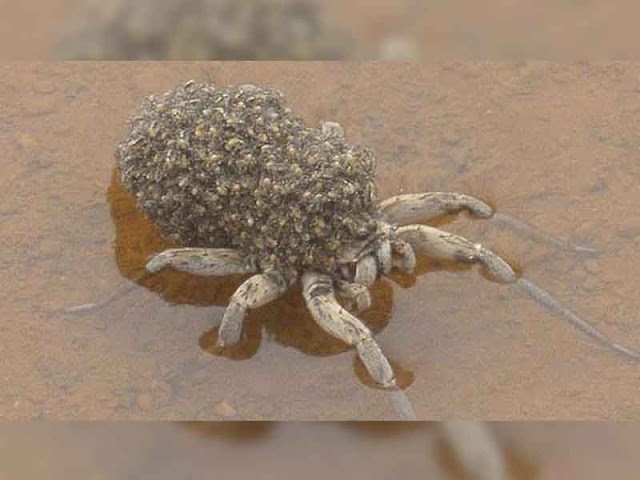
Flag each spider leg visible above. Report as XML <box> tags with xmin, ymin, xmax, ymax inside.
<box><xmin>439</xmin><ymin>422</ymin><xmax>506</xmax><ymax>480</ymax></box>
<box><xmin>216</xmin><ymin>270</ymin><xmax>291</xmax><ymax>348</ymax></box>
<box><xmin>516</xmin><ymin>278</ymin><xmax>640</xmax><ymax>361</ymax></box>
<box><xmin>146</xmin><ymin>247</ymin><xmax>257</xmax><ymax>276</ymax></box>
<box><xmin>379</xmin><ymin>192</ymin><xmax>493</xmax><ymax>225</ymax></box>
<box><xmin>376</xmin><ymin>237</ymin><xmax>393</xmax><ymax>274</ymax></box>
<box><xmin>491</xmin><ymin>212</ymin><xmax>597</xmax><ymax>254</ymax></box>
<box><xmin>304</xmin><ymin>272</ymin><xmax>416</xmax><ymax>419</ymax></box>
<box><xmin>354</xmin><ymin>254</ymin><xmax>378</xmax><ymax>286</ymax></box>
<box><xmin>397</xmin><ymin>224</ymin><xmax>516</xmax><ymax>283</ymax></box>
<box><xmin>335</xmin><ymin>279</ymin><xmax>372</xmax><ymax>313</ymax></box>
<box><xmin>302</xmin><ymin>272</ymin><xmax>395</xmax><ymax>388</ymax></box>
<box><xmin>398</xmin><ymin>226</ymin><xmax>640</xmax><ymax>361</ymax></box>
<box><xmin>391</xmin><ymin>239</ymin><xmax>417</xmax><ymax>273</ymax></box>
<box><xmin>56</xmin><ymin>248</ymin><xmax>256</xmax><ymax>314</ymax></box>
<box><xmin>348</xmin><ymin>225</ymin><xmax>415</xmax><ymax>284</ymax></box>
<box><xmin>381</xmin><ymin>192</ymin><xmax>595</xmax><ymax>253</ymax></box>
<box><xmin>54</xmin><ymin>274</ymin><xmax>149</xmax><ymax>314</ymax></box>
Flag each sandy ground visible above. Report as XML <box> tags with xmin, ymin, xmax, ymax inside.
<box><xmin>2</xmin><ymin>0</ymin><xmax>640</xmax><ymax>60</ymax></box>
<box><xmin>1</xmin><ymin>62</ymin><xmax>640</xmax><ymax>420</ymax></box>
<box><xmin>0</xmin><ymin>423</ymin><xmax>638</xmax><ymax>480</ymax></box>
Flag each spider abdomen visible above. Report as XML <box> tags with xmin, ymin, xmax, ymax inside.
<box><xmin>117</xmin><ymin>81</ymin><xmax>380</xmax><ymax>275</ymax></box>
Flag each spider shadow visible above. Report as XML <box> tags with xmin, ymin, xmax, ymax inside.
<box><xmin>108</xmin><ymin>169</ymin><xmax>414</xmax><ymax>389</ymax></box>
<box><xmin>108</xmin><ymin>169</ymin><xmax>507</xmax><ymax>390</ymax></box>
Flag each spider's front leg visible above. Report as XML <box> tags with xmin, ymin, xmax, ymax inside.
<box><xmin>351</xmin><ymin>227</ymin><xmax>394</xmax><ymax>286</ymax></box>
<box><xmin>398</xmin><ymin>225</ymin><xmax>640</xmax><ymax>361</ymax></box>
<box><xmin>302</xmin><ymin>271</ymin><xmax>395</xmax><ymax>387</ymax></box>
<box><xmin>381</xmin><ymin>191</ymin><xmax>596</xmax><ymax>254</ymax></box>
<box><xmin>216</xmin><ymin>271</ymin><xmax>292</xmax><ymax>348</ymax></box>
<box><xmin>380</xmin><ymin>192</ymin><xmax>493</xmax><ymax>225</ymax></box>
<box><xmin>303</xmin><ymin>272</ymin><xmax>416</xmax><ymax>420</ymax></box>
<box><xmin>146</xmin><ymin>247</ymin><xmax>257</xmax><ymax>276</ymax></box>
<box><xmin>354</xmin><ymin>254</ymin><xmax>378</xmax><ymax>286</ymax></box>
<box><xmin>397</xmin><ymin>224</ymin><xmax>516</xmax><ymax>284</ymax></box>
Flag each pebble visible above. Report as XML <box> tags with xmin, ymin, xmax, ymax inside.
<box><xmin>215</xmin><ymin>400</ymin><xmax>237</xmax><ymax>417</ymax></box>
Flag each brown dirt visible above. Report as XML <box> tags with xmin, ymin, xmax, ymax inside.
<box><xmin>1</xmin><ymin>62</ymin><xmax>640</xmax><ymax>420</ymax></box>
<box><xmin>0</xmin><ymin>423</ymin><xmax>638</xmax><ymax>480</ymax></box>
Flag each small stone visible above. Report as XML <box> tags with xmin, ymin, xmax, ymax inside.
<box><xmin>214</xmin><ymin>400</ymin><xmax>236</xmax><ymax>418</ymax></box>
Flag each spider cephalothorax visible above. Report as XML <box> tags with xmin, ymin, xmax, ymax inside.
<box><xmin>115</xmin><ymin>80</ymin><xmax>639</xmax><ymax>397</ymax></box>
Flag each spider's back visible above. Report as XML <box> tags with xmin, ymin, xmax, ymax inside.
<box><xmin>117</xmin><ymin>81</ymin><xmax>379</xmax><ymax>275</ymax></box>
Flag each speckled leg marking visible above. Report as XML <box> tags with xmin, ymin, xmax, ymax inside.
<box><xmin>335</xmin><ymin>280</ymin><xmax>372</xmax><ymax>313</ymax></box>
<box><xmin>440</xmin><ymin>422</ymin><xmax>506</xmax><ymax>480</ymax></box>
<box><xmin>146</xmin><ymin>248</ymin><xmax>257</xmax><ymax>276</ymax></box>
<box><xmin>301</xmin><ymin>272</ymin><xmax>395</xmax><ymax>388</ymax></box>
<box><xmin>397</xmin><ymin>224</ymin><xmax>516</xmax><ymax>284</ymax></box>
<box><xmin>380</xmin><ymin>192</ymin><xmax>493</xmax><ymax>225</ymax></box>
<box><xmin>354</xmin><ymin>254</ymin><xmax>378</xmax><ymax>286</ymax></box>
<box><xmin>217</xmin><ymin>271</ymin><xmax>290</xmax><ymax>348</ymax></box>
<box><xmin>375</xmin><ymin>238</ymin><xmax>393</xmax><ymax>274</ymax></box>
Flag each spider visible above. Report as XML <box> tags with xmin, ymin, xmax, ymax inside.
<box><xmin>82</xmin><ymin>80</ymin><xmax>639</xmax><ymax>418</ymax></box>
<box><xmin>116</xmin><ymin>80</ymin><xmax>514</xmax><ymax>390</ymax></box>
<box><xmin>63</xmin><ymin>80</ymin><xmax>640</xmax><ymax>419</ymax></box>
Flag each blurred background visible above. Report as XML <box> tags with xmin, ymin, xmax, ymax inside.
<box><xmin>1</xmin><ymin>0</ymin><xmax>640</xmax><ymax>60</ymax></box>
<box><xmin>1</xmin><ymin>3</ymin><xmax>639</xmax><ymax>480</ymax></box>
<box><xmin>0</xmin><ymin>422</ymin><xmax>639</xmax><ymax>480</ymax></box>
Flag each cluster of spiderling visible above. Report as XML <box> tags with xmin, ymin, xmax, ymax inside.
<box><xmin>117</xmin><ymin>80</ymin><xmax>380</xmax><ymax>277</ymax></box>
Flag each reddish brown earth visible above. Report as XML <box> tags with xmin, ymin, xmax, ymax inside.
<box><xmin>1</xmin><ymin>62</ymin><xmax>640</xmax><ymax>420</ymax></box>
